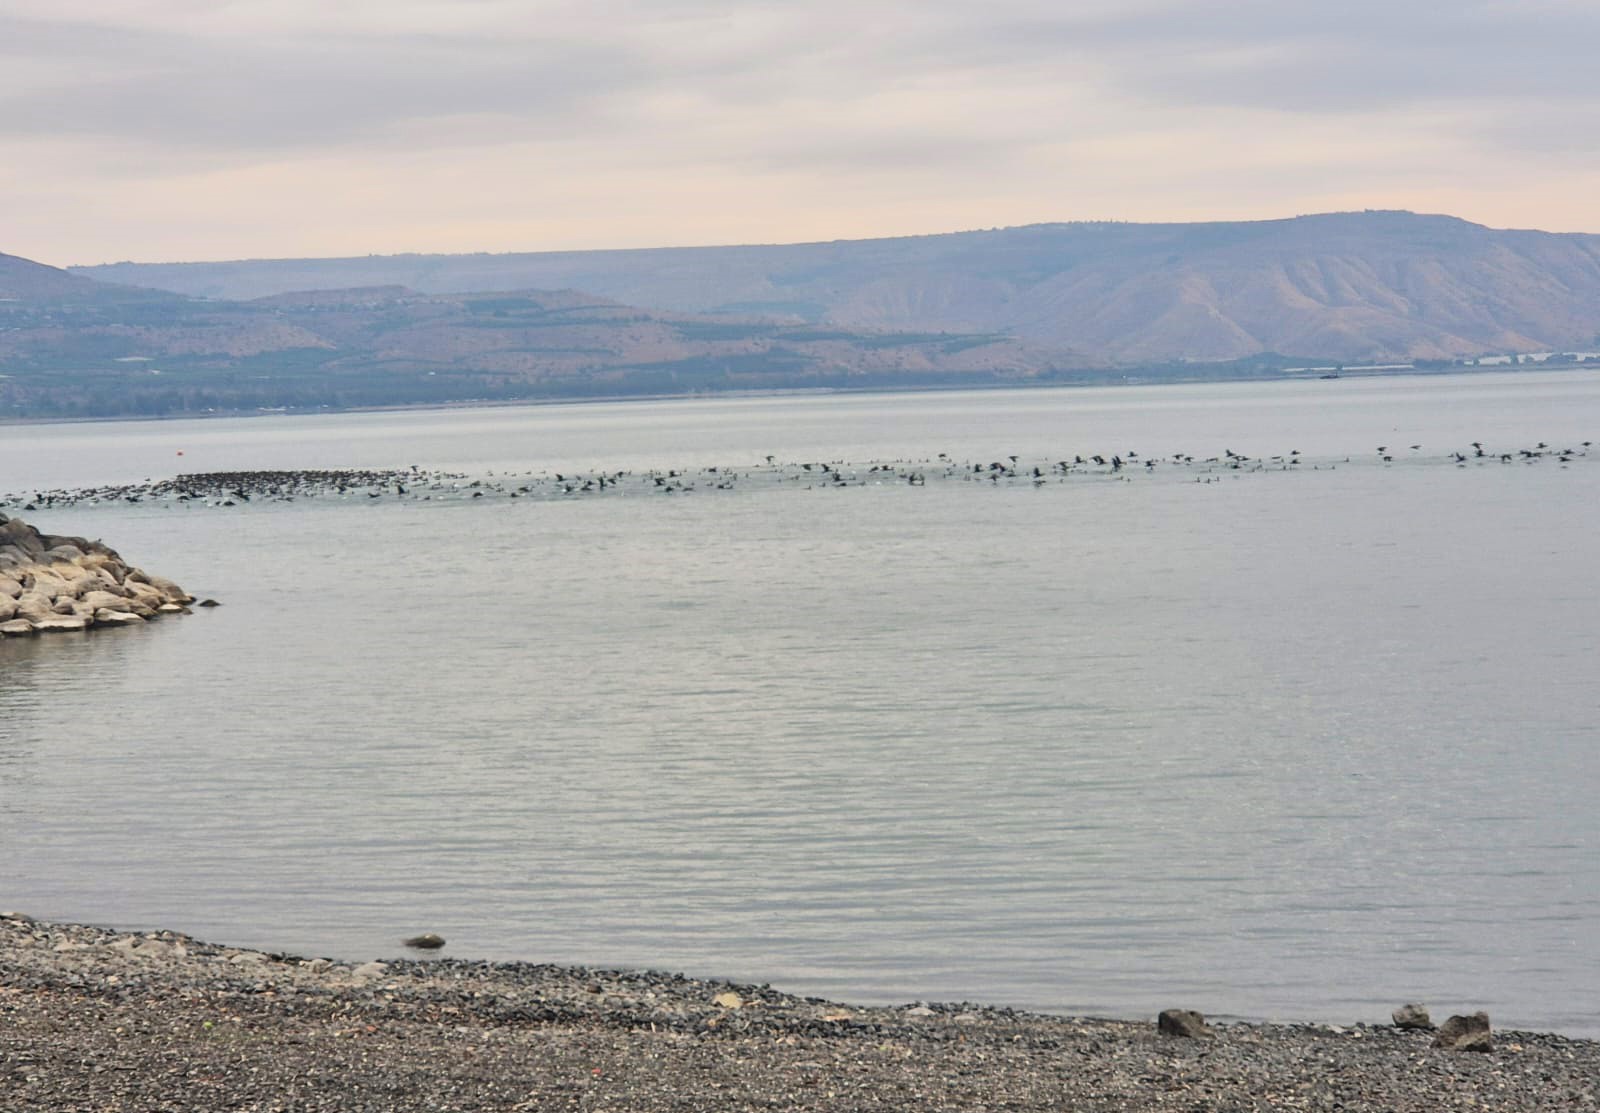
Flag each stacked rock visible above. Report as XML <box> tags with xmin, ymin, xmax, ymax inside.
<box><xmin>0</xmin><ymin>513</ymin><xmax>194</xmax><ymax>637</ymax></box>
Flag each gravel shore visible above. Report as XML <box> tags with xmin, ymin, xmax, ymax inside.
<box><xmin>4</xmin><ymin>914</ymin><xmax>1596</xmax><ymax>1112</ymax></box>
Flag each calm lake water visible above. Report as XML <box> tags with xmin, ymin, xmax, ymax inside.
<box><xmin>2</xmin><ymin>371</ymin><xmax>1598</xmax><ymax>1035</ymax></box>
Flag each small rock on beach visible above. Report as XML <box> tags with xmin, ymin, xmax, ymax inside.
<box><xmin>1393</xmin><ymin>1002</ymin><xmax>1434</xmax><ymax>1030</ymax></box>
<box><xmin>1157</xmin><ymin>1007</ymin><xmax>1213</xmax><ymax>1039</ymax></box>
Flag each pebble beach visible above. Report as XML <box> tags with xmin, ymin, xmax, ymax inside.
<box><xmin>4</xmin><ymin>914</ymin><xmax>1597</xmax><ymax>1112</ymax></box>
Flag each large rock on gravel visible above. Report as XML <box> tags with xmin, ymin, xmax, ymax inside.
<box><xmin>109</xmin><ymin>935</ymin><xmax>181</xmax><ymax>958</ymax></box>
<box><xmin>1158</xmin><ymin>1008</ymin><xmax>1213</xmax><ymax>1038</ymax></box>
<box><xmin>1433</xmin><ymin>1011</ymin><xmax>1493</xmax><ymax>1052</ymax></box>
<box><xmin>351</xmin><ymin>961</ymin><xmax>389</xmax><ymax>982</ymax></box>
<box><xmin>1392</xmin><ymin>1003</ymin><xmax>1433</xmax><ymax>1030</ymax></box>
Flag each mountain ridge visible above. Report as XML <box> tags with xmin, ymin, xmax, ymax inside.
<box><xmin>1</xmin><ymin>255</ymin><xmax>1065</xmax><ymax>419</ymax></box>
<box><xmin>71</xmin><ymin>212</ymin><xmax>1600</xmax><ymax>363</ymax></box>
<box><xmin>70</xmin><ymin>210</ymin><xmax>1584</xmax><ymax>269</ymax></box>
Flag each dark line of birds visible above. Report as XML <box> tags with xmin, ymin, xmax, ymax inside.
<box><xmin>1375</xmin><ymin>440</ymin><xmax>1591</xmax><ymax>464</ymax></box>
<box><xmin>1</xmin><ymin>440</ymin><xmax>1591</xmax><ymax>513</ymax></box>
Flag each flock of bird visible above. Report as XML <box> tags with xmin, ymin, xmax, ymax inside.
<box><xmin>1</xmin><ymin>440</ymin><xmax>1591</xmax><ymax>513</ymax></box>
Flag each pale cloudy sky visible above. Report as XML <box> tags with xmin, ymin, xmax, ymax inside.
<box><xmin>4</xmin><ymin>0</ymin><xmax>1598</xmax><ymax>266</ymax></box>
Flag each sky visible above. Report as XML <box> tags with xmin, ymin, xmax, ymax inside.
<box><xmin>4</xmin><ymin>0</ymin><xmax>1599</xmax><ymax>267</ymax></box>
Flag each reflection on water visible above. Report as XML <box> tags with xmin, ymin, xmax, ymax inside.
<box><xmin>1</xmin><ymin>637</ymin><xmax>61</xmax><ymax>800</ymax></box>
<box><xmin>0</xmin><ymin>626</ymin><xmax>172</xmax><ymax>807</ymax></box>
<box><xmin>1</xmin><ymin>376</ymin><xmax>1598</xmax><ymax>1036</ymax></box>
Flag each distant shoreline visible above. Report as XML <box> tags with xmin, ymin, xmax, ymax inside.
<box><xmin>2</xmin><ymin>361</ymin><xmax>1593</xmax><ymax>429</ymax></box>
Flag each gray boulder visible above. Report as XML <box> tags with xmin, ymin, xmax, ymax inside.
<box><xmin>0</xmin><ymin>519</ymin><xmax>44</xmax><ymax>557</ymax></box>
<box><xmin>126</xmin><ymin>581</ymin><xmax>166</xmax><ymax>606</ymax></box>
<box><xmin>131</xmin><ymin>572</ymin><xmax>192</xmax><ymax>604</ymax></box>
<box><xmin>33</xmin><ymin>615</ymin><xmax>89</xmax><ymax>633</ymax></box>
<box><xmin>94</xmin><ymin>609</ymin><xmax>145</xmax><ymax>627</ymax></box>
<box><xmin>1433</xmin><ymin>1011</ymin><xmax>1492</xmax><ymax>1052</ymax></box>
<box><xmin>81</xmin><ymin>554</ymin><xmax>129</xmax><ymax>584</ymax></box>
<box><xmin>80</xmin><ymin>590</ymin><xmax>132</xmax><ymax>613</ymax></box>
<box><xmin>1392</xmin><ymin>1003</ymin><xmax>1433</xmax><ymax>1030</ymax></box>
<box><xmin>24</xmin><ymin>569</ymin><xmax>71</xmax><ymax>600</ymax></box>
<box><xmin>1158</xmin><ymin>1008</ymin><xmax>1213</xmax><ymax>1038</ymax></box>
<box><xmin>85</xmin><ymin>572</ymin><xmax>129</xmax><ymax>596</ymax></box>
<box><xmin>50</xmin><ymin>563</ymin><xmax>96</xmax><ymax>592</ymax></box>
<box><xmin>0</xmin><ymin>619</ymin><xmax>36</xmax><ymax>638</ymax></box>
<box><xmin>14</xmin><ymin>592</ymin><xmax>53</xmax><ymax>623</ymax></box>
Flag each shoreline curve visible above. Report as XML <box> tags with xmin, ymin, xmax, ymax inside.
<box><xmin>4</xmin><ymin>914</ymin><xmax>1595</xmax><ymax>1111</ymax></box>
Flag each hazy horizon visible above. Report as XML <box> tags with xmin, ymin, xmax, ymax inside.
<box><xmin>39</xmin><ymin>208</ymin><xmax>1595</xmax><ymax>272</ymax></box>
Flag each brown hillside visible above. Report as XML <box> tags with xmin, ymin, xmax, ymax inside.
<box><xmin>75</xmin><ymin>212</ymin><xmax>1600</xmax><ymax>362</ymax></box>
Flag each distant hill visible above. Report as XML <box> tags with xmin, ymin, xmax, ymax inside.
<box><xmin>0</xmin><ymin>257</ymin><xmax>1063</xmax><ymax>419</ymax></box>
<box><xmin>3</xmin><ymin>251</ymin><xmax>179</xmax><ymax>306</ymax></box>
<box><xmin>76</xmin><ymin>212</ymin><xmax>1600</xmax><ymax>363</ymax></box>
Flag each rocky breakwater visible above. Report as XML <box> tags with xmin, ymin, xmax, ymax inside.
<box><xmin>0</xmin><ymin>512</ymin><xmax>194</xmax><ymax>637</ymax></box>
